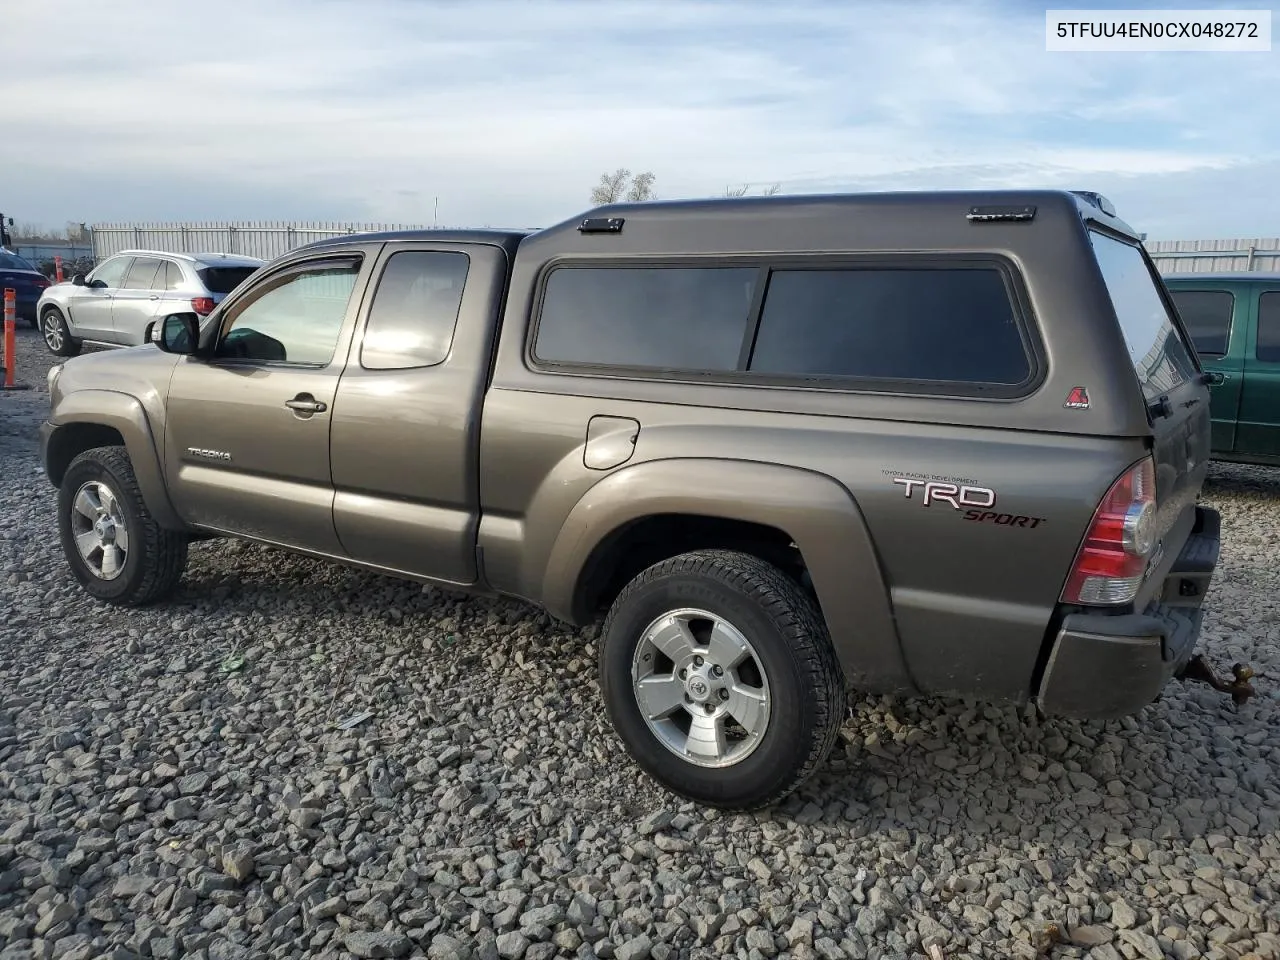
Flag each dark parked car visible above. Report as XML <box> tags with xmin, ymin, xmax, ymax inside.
<box><xmin>40</xmin><ymin>190</ymin><xmax>1226</xmax><ymax>808</ymax></box>
<box><xmin>0</xmin><ymin>249</ymin><xmax>51</xmax><ymax>327</ymax></box>
<box><xmin>1164</xmin><ymin>272</ymin><xmax>1280</xmax><ymax>465</ymax></box>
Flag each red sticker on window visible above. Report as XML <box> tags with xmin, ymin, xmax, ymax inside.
<box><xmin>1064</xmin><ymin>386</ymin><xmax>1090</xmax><ymax>409</ymax></box>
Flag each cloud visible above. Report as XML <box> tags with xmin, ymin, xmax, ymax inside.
<box><xmin>1</xmin><ymin>0</ymin><xmax>1277</xmax><ymax>237</ymax></box>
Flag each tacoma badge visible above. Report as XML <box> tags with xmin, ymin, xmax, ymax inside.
<box><xmin>186</xmin><ymin>447</ymin><xmax>232</xmax><ymax>462</ymax></box>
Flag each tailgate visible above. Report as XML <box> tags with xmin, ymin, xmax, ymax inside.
<box><xmin>1147</xmin><ymin>388</ymin><xmax>1212</xmax><ymax>569</ymax></box>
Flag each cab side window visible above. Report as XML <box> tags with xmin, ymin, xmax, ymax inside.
<box><xmin>1169</xmin><ymin>290</ymin><xmax>1233</xmax><ymax>358</ymax></box>
<box><xmin>215</xmin><ymin>258</ymin><xmax>361</xmax><ymax>366</ymax></box>
<box><xmin>1258</xmin><ymin>292</ymin><xmax>1280</xmax><ymax>363</ymax></box>
<box><xmin>360</xmin><ymin>251</ymin><xmax>470</xmax><ymax>369</ymax></box>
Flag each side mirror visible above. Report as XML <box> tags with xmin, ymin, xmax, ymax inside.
<box><xmin>148</xmin><ymin>313</ymin><xmax>200</xmax><ymax>355</ymax></box>
<box><xmin>72</xmin><ymin>273</ymin><xmax>86</xmax><ymax>286</ymax></box>
<box><xmin>89</xmin><ymin>279</ymin><xmax>108</xmax><ymax>290</ymax></box>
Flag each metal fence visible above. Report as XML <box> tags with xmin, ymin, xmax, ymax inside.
<box><xmin>1147</xmin><ymin>238</ymin><xmax>1280</xmax><ymax>275</ymax></box>
<box><xmin>89</xmin><ymin>221</ymin><xmax>433</xmax><ymax>262</ymax></box>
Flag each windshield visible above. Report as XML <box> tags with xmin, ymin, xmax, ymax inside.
<box><xmin>198</xmin><ymin>266</ymin><xmax>259</xmax><ymax>294</ymax></box>
<box><xmin>0</xmin><ymin>252</ymin><xmax>38</xmax><ymax>272</ymax></box>
<box><xmin>1089</xmin><ymin>231</ymin><xmax>1199</xmax><ymax>402</ymax></box>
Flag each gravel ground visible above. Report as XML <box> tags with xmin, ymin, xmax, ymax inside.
<box><xmin>2</xmin><ymin>326</ymin><xmax>1280</xmax><ymax>960</ymax></box>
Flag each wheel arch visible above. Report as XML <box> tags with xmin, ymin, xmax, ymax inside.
<box><xmin>56</xmin><ymin>442</ymin><xmax>189</xmax><ymax>606</ymax></box>
<box><xmin>40</xmin><ymin>299</ymin><xmax>70</xmax><ymax>327</ymax></box>
<box><xmin>43</xmin><ymin>390</ymin><xmax>185</xmax><ymax>531</ymax></box>
<box><xmin>542</xmin><ymin>457</ymin><xmax>915</xmax><ymax>696</ymax></box>
<box><xmin>571</xmin><ymin>513</ymin><xmax>804</xmax><ymax>621</ymax></box>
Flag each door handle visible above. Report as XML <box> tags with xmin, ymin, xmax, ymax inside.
<box><xmin>1201</xmin><ymin>371</ymin><xmax>1227</xmax><ymax>385</ymax></box>
<box><xmin>285</xmin><ymin>395</ymin><xmax>327</xmax><ymax>415</ymax></box>
<box><xmin>149</xmin><ymin>295</ymin><xmax>159</xmax><ymax>301</ymax></box>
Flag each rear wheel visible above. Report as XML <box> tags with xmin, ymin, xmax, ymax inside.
<box><xmin>599</xmin><ymin>549</ymin><xmax>846</xmax><ymax>809</ymax></box>
<box><xmin>58</xmin><ymin>446</ymin><xmax>188</xmax><ymax>605</ymax></box>
<box><xmin>41</xmin><ymin>306</ymin><xmax>81</xmax><ymax>357</ymax></box>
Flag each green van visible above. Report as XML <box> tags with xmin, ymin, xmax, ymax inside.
<box><xmin>1164</xmin><ymin>272</ymin><xmax>1280</xmax><ymax>465</ymax></box>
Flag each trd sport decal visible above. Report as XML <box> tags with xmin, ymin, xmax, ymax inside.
<box><xmin>1064</xmin><ymin>386</ymin><xmax>1091</xmax><ymax>409</ymax></box>
<box><xmin>964</xmin><ymin>509</ymin><xmax>1048</xmax><ymax>529</ymax></box>
<box><xmin>890</xmin><ymin>475</ymin><xmax>1047</xmax><ymax>529</ymax></box>
<box><xmin>892</xmin><ymin>477</ymin><xmax>994</xmax><ymax>508</ymax></box>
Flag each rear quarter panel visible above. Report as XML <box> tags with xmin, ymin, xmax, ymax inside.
<box><xmin>479</xmin><ymin>385</ymin><xmax>1139</xmax><ymax>701</ymax></box>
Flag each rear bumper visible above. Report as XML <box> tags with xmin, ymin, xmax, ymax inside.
<box><xmin>1036</xmin><ymin>505</ymin><xmax>1220</xmax><ymax>720</ymax></box>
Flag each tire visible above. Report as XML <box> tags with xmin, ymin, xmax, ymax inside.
<box><xmin>599</xmin><ymin>549</ymin><xmax>846</xmax><ymax>810</ymax></box>
<box><xmin>58</xmin><ymin>445</ymin><xmax>188</xmax><ymax>606</ymax></box>
<box><xmin>41</xmin><ymin>306</ymin><xmax>81</xmax><ymax>357</ymax></box>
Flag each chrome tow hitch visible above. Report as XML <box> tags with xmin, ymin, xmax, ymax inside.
<box><xmin>1177</xmin><ymin>655</ymin><xmax>1256</xmax><ymax>708</ymax></box>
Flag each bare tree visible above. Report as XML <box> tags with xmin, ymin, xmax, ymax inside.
<box><xmin>723</xmin><ymin>182</ymin><xmax>782</xmax><ymax>198</ymax></box>
<box><xmin>13</xmin><ymin>221</ymin><xmax>51</xmax><ymax>240</ymax></box>
<box><xmin>591</xmin><ymin>168</ymin><xmax>657</xmax><ymax>205</ymax></box>
<box><xmin>626</xmin><ymin>171</ymin><xmax>656</xmax><ymax>202</ymax></box>
<box><xmin>591</xmin><ymin>169</ymin><xmax>632</xmax><ymax>205</ymax></box>
<box><xmin>16</xmin><ymin>221</ymin><xmax>92</xmax><ymax>242</ymax></box>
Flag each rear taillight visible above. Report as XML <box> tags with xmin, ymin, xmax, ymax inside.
<box><xmin>34</xmin><ymin>278</ymin><xmax>50</xmax><ymax>289</ymax></box>
<box><xmin>191</xmin><ymin>297</ymin><xmax>215</xmax><ymax>316</ymax></box>
<box><xmin>1061</xmin><ymin>457</ymin><xmax>1157</xmax><ymax>606</ymax></box>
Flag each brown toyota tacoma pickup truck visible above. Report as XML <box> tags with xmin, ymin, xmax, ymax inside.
<box><xmin>41</xmin><ymin>190</ymin><xmax>1227</xmax><ymax>809</ymax></box>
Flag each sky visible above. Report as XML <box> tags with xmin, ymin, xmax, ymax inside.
<box><xmin>3</xmin><ymin>0</ymin><xmax>1278</xmax><ymax>240</ymax></box>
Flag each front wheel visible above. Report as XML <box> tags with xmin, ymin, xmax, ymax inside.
<box><xmin>41</xmin><ymin>306</ymin><xmax>81</xmax><ymax>357</ymax></box>
<box><xmin>58</xmin><ymin>445</ymin><xmax>188</xmax><ymax>606</ymax></box>
<box><xmin>599</xmin><ymin>549</ymin><xmax>846</xmax><ymax>810</ymax></box>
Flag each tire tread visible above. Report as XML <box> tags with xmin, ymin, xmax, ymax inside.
<box><xmin>601</xmin><ymin>548</ymin><xmax>846</xmax><ymax>810</ymax></box>
<box><xmin>64</xmin><ymin>445</ymin><xmax>187</xmax><ymax>605</ymax></box>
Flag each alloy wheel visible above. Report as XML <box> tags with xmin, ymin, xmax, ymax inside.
<box><xmin>43</xmin><ymin>313</ymin><xmax>64</xmax><ymax>352</ymax></box>
<box><xmin>69</xmin><ymin>481</ymin><xmax>130</xmax><ymax>580</ymax></box>
<box><xmin>630</xmin><ymin>607</ymin><xmax>771</xmax><ymax>768</ymax></box>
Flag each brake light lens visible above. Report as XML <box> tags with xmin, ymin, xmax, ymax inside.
<box><xmin>33</xmin><ymin>277</ymin><xmax>50</xmax><ymax>288</ymax></box>
<box><xmin>191</xmin><ymin>297</ymin><xmax>215</xmax><ymax>316</ymax></box>
<box><xmin>1061</xmin><ymin>457</ymin><xmax>1158</xmax><ymax>605</ymax></box>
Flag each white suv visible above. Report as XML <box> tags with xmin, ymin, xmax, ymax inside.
<box><xmin>37</xmin><ymin>250</ymin><xmax>264</xmax><ymax>356</ymax></box>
